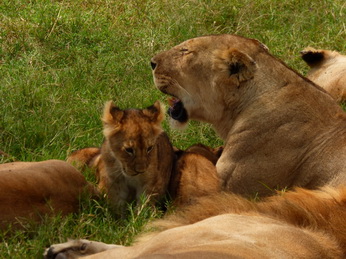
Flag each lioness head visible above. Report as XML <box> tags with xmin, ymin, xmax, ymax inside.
<box><xmin>102</xmin><ymin>100</ymin><xmax>165</xmax><ymax>176</ymax></box>
<box><xmin>151</xmin><ymin>35</ymin><xmax>267</xmax><ymax>132</ymax></box>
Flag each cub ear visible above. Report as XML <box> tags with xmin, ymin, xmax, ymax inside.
<box><xmin>213</xmin><ymin>48</ymin><xmax>257</xmax><ymax>86</ymax></box>
<box><xmin>142</xmin><ymin>100</ymin><xmax>165</xmax><ymax>124</ymax></box>
<box><xmin>300</xmin><ymin>47</ymin><xmax>325</xmax><ymax>67</ymax></box>
<box><xmin>102</xmin><ymin>101</ymin><xmax>124</xmax><ymax>135</ymax></box>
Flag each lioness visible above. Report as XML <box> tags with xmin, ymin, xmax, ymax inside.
<box><xmin>151</xmin><ymin>34</ymin><xmax>346</xmax><ymax>197</ymax></box>
<box><xmin>68</xmin><ymin>101</ymin><xmax>175</xmax><ymax>213</ymax></box>
<box><xmin>301</xmin><ymin>47</ymin><xmax>346</xmax><ymax>103</ymax></box>
<box><xmin>0</xmin><ymin>160</ymin><xmax>95</xmax><ymax>229</ymax></box>
<box><xmin>44</xmin><ymin>186</ymin><xmax>346</xmax><ymax>258</ymax></box>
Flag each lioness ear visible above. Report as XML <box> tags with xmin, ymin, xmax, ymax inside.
<box><xmin>102</xmin><ymin>101</ymin><xmax>124</xmax><ymax>135</ymax></box>
<box><xmin>142</xmin><ymin>100</ymin><xmax>165</xmax><ymax>124</ymax></box>
<box><xmin>213</xmin><ymin>48</ymin><xmax>257</xmax><ymax>85</ymax></box>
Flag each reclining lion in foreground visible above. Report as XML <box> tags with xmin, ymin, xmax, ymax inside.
<box><xmin>151</xmin><ymin>34</ymin><xmax>346</xmax><ymax>197</ymax></box>
<box><xmin>301</xmin><ymin>47</ymin><xmax>346</xmax><ymax>103</ymax></box>
<box><xmin>45</xmin><ymin>186</ymin><xmax>346</xmax><ymax>258</ymax></box>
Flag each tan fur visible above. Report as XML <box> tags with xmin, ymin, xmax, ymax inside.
<box><xmin>67</xmin><ymin>147</ymin><xmax>105</xmax><ymax>186</ymax></box>
<box><xmin>151</xmin><ymin>34</ymin><xmax>346</xmax><ymax>197</ymax></box>
<box><xmin>0</xmin><ymin>160</ymin><xmax>95</xmax><ymax>229</ymax></box>
<box><xmin>169</xmin><ymin>144</ymin><xmax>221</xmax><ymax>206</ymax></box>
<box><xmin>44</xmin><ymin>186</ymin><xmax>346</xmax><ymax>258</ymax></box>
<box><xmin>67</xmin><ymin>147</ymin><xmax>101</xmax><ymax>172</ymax></box>
<box><xmin>68</xmin><ymin>101</ymin><xmax>175</xmax><ymax>213</ymax></box>
<box><xmin>301</xmin><ymin>47</ymin><xmax>346</xmax><ymax>103</ymax></box>
<box><xmin>0</xmin><ymin>150</ymin><xmax>11</xmax><ymax>158</ymax></box>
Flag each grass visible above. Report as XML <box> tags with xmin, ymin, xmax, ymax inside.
<box><xmin>1</xmin><ymin>0</ymin><xmax>346</xmax><ymax>257</ymax></box>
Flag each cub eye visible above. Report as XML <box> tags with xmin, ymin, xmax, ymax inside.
<box><xmin>147</xmin><ymin>146</ymin><xmax>154</xmax><ymax>153</ymax></box>
<box><xmin>125</xmin><ymin>147</ymin><xmax>134</xmax><ymax>155</ymax></box>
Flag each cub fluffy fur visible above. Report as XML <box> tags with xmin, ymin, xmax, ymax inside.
<box><xmin>301</xmin><ymin>47</ymin><xmax>346</xmax><ymax>103</ymax></box>
<box><xmin>151</xmin><ymin>34</ymin><xmax>346</xmax><ymax>197</ymax></box>
<box><xmin>45</xmin><ymin>186</ymin><xmax>346</xmax><ymax>258</ymax></box>
<box><xmin>68</xmin><ymin>101</ymin><xmax>175</xmax><ymax>212</ymax></box>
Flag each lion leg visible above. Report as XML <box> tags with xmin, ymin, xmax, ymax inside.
<box><xmin>44</xmin><ymin>239</ymin><xmax>122</xmax><ymax>259</ymax></box>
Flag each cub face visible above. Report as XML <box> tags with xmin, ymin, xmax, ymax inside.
<box><xmin>102</xmin><ymin>101</ymin><xmax>164</xmax><ymax>177</ymax></box>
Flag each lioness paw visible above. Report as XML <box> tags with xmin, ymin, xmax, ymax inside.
<box><xmin>44</xmin><ymin>239</ymin><xmax>122</xmax><ymax>259</ymax></box>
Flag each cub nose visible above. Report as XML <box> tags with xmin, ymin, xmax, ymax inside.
<box><xmin>150</xmin><ymin>60</ymin><xmax>157</xmax><ymax>70</ymax></box>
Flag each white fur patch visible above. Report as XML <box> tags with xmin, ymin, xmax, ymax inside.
<box><xmin>169</xmin><ymin>117</ymin><xmax>189</xmax><ymax>130</ymax></box>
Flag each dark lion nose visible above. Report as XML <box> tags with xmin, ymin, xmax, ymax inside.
<box><xmin>150</xmin><ymin>61</ymin><xmax>157</xmax><ymax>70</ymax></box>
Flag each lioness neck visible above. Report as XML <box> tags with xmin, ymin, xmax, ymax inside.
<box><xmin>214</xmin><ymin>52</ymin><xmax>343</xmax><ymax>140</ymax></box>
<box><xmin>215</xmin><ymin>53</ymin><xmax>346</xmax><ymax>196</ymax></box>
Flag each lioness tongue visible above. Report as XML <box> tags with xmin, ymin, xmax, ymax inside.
<box><xmin>167</xmin><ymin>97</ymin><xmax>188</xmax><ymax>122</ymax></box>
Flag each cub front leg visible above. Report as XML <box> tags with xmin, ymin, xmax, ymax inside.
<box><xmin>44</xmin><ymin>239</ymin><xmax>122</xmax><ymax>259</ymax></box>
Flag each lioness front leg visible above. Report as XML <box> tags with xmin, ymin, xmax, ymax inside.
<box><xmin>44</xmin><ymin>239</ymin><xmax>122</xmax><ymax>259</ymax></box>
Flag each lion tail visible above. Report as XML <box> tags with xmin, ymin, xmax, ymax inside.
<box><xmin>67</xmin><ymin>147</ymin><xmax>101</xmax><ymax>172</ymax></box>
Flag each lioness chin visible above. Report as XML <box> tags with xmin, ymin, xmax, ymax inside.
<box><xmin>151</xmin><ymin>34</ymin><xmax>346</xmax><ymax>197</ymax></box>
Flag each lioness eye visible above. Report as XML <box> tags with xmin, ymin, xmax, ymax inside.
<box><xmin>125</xmin><ymin>147</ymin><xmax>134</xmax><ymax>155</ymax></box>
<box><xmin>147</xmin><ymin>146</ymin><xmax>154</xmax><ymax>153</ymax></box>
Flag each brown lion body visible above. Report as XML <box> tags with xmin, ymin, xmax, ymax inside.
<box><xmin>0</xmin><ymin>160</ymin><xmax>94</xmax><ymax>229</ymax></box>
<box><xmin>301</xmin><ymin>47</ymin><xmax>346</xmax><ymax>103</ymax></box>
<box><xmin>169</xmin><ymin>144</ymin><xmax>222</xmax><ymax>206</ymax></box>
<box><xmin>45</xmin><ymin>186</ymin><xmax>346</xmax><ymax>258</ymax></box>
<box><xmin>68</xmin><ymin>101</ymin><xmax>175</xmax><ymax>212</ymax></box>
<box><xmin>151</xmin><ymin>34</ymin><xmax>346</xmax><ymax>197</ymax></box>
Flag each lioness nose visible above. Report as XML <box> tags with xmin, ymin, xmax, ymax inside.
<box><xmin>150</xmin><ymin>60</ymin><xmax>157</xmax><ymax>70</ymax></box>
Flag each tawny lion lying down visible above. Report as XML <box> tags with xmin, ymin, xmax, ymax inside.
<box><xmin>0</xmin><ymin>160</ymin><xmax>95</xmax><ymax>229</ymax></box>
<box><xmin>45</xmin><ymin>185</ymin><xmax>346</xmax><ymax>258</ymax></box>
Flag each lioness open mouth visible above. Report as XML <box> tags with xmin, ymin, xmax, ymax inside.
<box><xmin>167</xmin><ymin>97</ymin><xmax>188</xmax><ymax>123</ymax></box>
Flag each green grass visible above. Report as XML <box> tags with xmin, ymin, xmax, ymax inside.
<box><xmin>1</xmin><ymin>0</ymin><xmax>346</xmax><ymax>257</ymax></box>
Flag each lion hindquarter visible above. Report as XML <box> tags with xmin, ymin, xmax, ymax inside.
<box><xmin>0</xmin><ymin>160</ymin><xmax>95</xmax><ymax>229</ymax></box>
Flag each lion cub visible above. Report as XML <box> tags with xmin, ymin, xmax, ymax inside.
<box><xmin>68</xmin><ymin>101</ymin><xmax>175</xmax><ymax>213</ymax></box>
